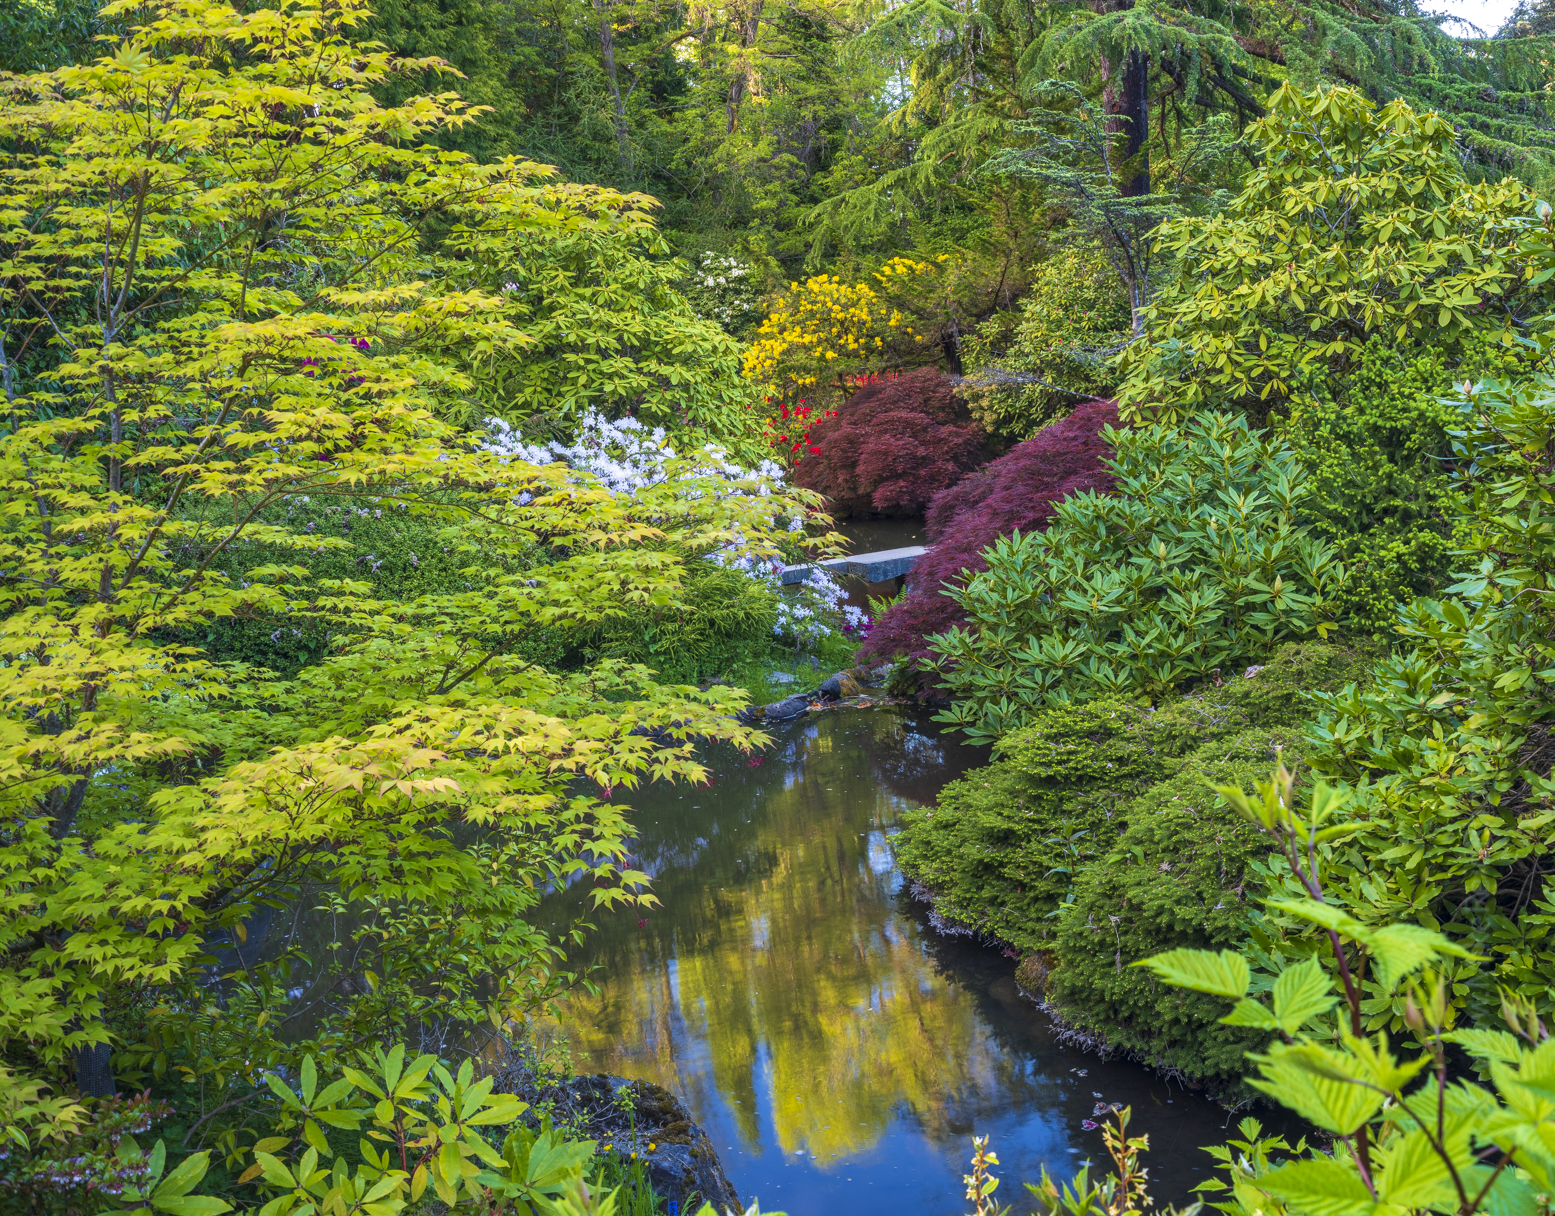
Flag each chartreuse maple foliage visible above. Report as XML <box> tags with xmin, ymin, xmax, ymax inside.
<box><xmin>0</xmin><ymin>0</ymin><xmax>826</xmax><ymax>1140</ymax></box>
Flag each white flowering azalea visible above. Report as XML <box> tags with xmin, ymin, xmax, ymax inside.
<box><xmin>482</xmin><ymin>411</ymin><xmax>784</xmax><ymax>492</ymax></box>
<box><xmin>480</xmin><ymin>412</ymin><xmax>864</xmax><ymax>643</ymax></box>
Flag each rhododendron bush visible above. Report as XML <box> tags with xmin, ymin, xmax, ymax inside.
<box><xmin>741</xmin><ymin>257</ymin><xmax>940</xmax><ymax>402</ymax></box>
<box><xmin>934</xmin><ymin>412</ymin><xmax>1347</xmax><ymax>740</ymax></box>
<box><xmin>858</xmin><ymin>401</ymin><xmax>1117</xmax><ymax>670</ymax></box>
<box><xmin>793</xmin><ymin>367</ymin><xmax>987</xmax><ymax>518</ymax></box>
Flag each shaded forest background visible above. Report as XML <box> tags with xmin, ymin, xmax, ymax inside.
<box><xmin>9</xmin><ymin>0</ymin><xmax>1554</xmax><ymax>350</ymax></box>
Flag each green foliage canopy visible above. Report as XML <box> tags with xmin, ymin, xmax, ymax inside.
<box><xmin>1118</xmin><ymin>85</ymin><xmax>1546</xmax><ymax>424</ymax></box>
<box><xmin>0</xmin><ymin>0</ymin><xmax>826</xmax><ymax>1120</ymax></box>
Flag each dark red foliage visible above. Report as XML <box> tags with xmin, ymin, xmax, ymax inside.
<box><xmin>793</xmin><ymin>367</ymin><xmax>986</xmax><ymax>518</ymax></box>
<box><xmin>858</xmin><ymin>400</ymin><xmax>1118</xmax><ymax>670</ymax></box>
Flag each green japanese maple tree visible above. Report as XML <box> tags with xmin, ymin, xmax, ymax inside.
<box><xmin>0</xmin><ymin>0</ymin><xmax>822</xmax><ymax>1125</ymax></box>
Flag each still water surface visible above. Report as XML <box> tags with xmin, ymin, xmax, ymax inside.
<box><xmin>541</xmin><ymin>709</ymin><xmax>1243</xmax><ymax>1214</ymax></box>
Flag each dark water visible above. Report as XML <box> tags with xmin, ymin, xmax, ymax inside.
<box><xmin>539</xmin><ymin>709</ymin><xmax>1244</xmax><ymax>1214</ymax></box>
<box><xmin>838</xmin><ymin>518</ymin><xmax>926</xmax><ymax>554</ymax></box>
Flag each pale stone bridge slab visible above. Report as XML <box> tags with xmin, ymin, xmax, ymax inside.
<box><xmin>779</xmin><ymin>545</ymin><xmax>927</xmax><ymax>586</ymax></box>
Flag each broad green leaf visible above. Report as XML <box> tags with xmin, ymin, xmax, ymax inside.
<box><xmin>152</xmin><ymin>1199</ymin><xmax>233</xmax><ymax>1216</ymax></box>
<box><xmin>1362</xmin><ymin>924</ymin><xmax>1476</xmax><ymax>992</ymax></box>
<box><xmin>1341</xmin><ymin>1035</ymin><xmax>1432</xmax><ymax>1094</ymax></box>
<box><xmin>1374</xmin><ymin>1128</ymin><xmax>1457</xmax><ymax>1210</ymax></box>
<box><xmin>1220</xmin><ymin>998</ymin><xmax>1281</xmax><ymax>1030</ymax></box>
<box><xmin>1135</xmin><ymin>948</ymin><xmax>1250</xmax><ymax>999</ymax></box>
<box><xmin>1270</xmin><ymin>959</ymin><xmax>1337</xmax><ymax>1032</ymax></box>
<box><xmin>266</xmin><ymin>1073</ymin><xmax>304</xmax><ymax>1111</ymax></box>
<box><xmin>253</xmin><ymin>1152</ymin><xmax>297</xmax><ymax>1188</ymax></box>
<box><xmin>1258</xmin><ymin>1157</ymin><xmax>1378</xmax><ymax>1216</ymax></box>
<box><xmin>1248</xmin><ymin>1046</ymin><xmax>1386</xmax><ymax>1134</ymax></box>
<box><xmin>1483</xmin><ymin>1170</ymin><xmax>1542</xmax><ymax>1216</ymax></box>
<box><xmin>154</xmin><ymin>1150</ymin><xmax>212</xmax><ymax>1200</ymax></box>
<box><xmin>302</xmin><ymin>1120</ymin><xmax>332</xmax><ymax>1157</ymax></box>
<box><xmin>1443</xmin><ymin>1029</ymin><xmax>1524</xmax><ymax>1064</ymax></box>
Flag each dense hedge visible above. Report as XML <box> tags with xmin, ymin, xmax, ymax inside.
<box><xmin>1047</xmin><ymin>729</ymin><xmax>1303</xmax><ymax>1082</ymax></box>
<box><xmin>894</xmin><ymin>640</ymin><xmax>1377</xmax><ymax>1088</ymax></box>
<box><xmin>1281</xmin><ymin>334</ymin><xmax>1537</xmax><ymax>636</ymax></box>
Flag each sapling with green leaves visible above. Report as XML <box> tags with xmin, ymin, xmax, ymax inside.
<box><xmin>1133</xmin><ymin>763</ymin><xmax>1555</xmax><ymax>1216</ymax></box>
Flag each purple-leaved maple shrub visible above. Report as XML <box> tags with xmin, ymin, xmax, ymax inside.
<box><xmin>858</xmin><ymin>400</ymin><xmax>1117</xmax><ymax>675</ymax></box>
<box><xmin>793</xmin><ymin>367</ymin><xmax>986</xmax><ymax>517</ymax></box>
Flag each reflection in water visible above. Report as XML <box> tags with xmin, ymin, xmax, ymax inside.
<box><xmin>540</xmin><ymin>710</ymin><xmax>1243</xmax><ymax>1214</ymax></box>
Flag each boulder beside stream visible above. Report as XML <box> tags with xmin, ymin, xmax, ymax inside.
<box><xmin>569</xmin><ymin>1074</ymin><xmax>742</xmax><ymax>1213</ymax></box>
<box><xmin>762</xmin><ymin>693</ymin><xmax>812</xmax><ymax>719</ymax></box>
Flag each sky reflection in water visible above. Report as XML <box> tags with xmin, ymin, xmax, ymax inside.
<box><xmin>540</xmin><ymin>709</ymin><xmax>1245</xmax><ymax>1214</ymax></box>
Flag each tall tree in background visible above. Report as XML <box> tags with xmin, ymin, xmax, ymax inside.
<box><xmin>9</xmin><ymin>0</ymin><xmax>1553</xmax><ymax>301</ymax></box>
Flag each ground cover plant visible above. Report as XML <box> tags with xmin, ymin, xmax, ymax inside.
<box><xmin>857</xmin><ymin>400</ymin><xmax>1115</xmax><ymax>674</ymax></box>
<box><xmin>791</xmin><ymin>366</ymin><xmax>987</xmax><ymax>518</ymax></box>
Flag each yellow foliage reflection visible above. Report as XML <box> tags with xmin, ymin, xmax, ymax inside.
<box><xmin>539</xmin><ymin>713</ymin><xmax>1039</xmax><ymax>1165</ymax></box>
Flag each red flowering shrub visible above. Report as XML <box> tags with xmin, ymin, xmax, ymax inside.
<box><xmin>758</xmin><ymin>398</ymin><xmax>837</xmax><ymax>460</ymax></box>
<box><xmin>858</xmin><ymin>400</ymin><xmax>1117</xmax><ymax>670</ymax></box>
<box><xmin>793</xmin><ymin>367</ymin><xmax>986</xmax><ymax>517</ymax></box>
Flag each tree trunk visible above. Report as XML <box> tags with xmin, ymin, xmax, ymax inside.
<box><xmin>74</xmin><ymin>1034</ymin><xmax>116</xmax><ymax>1098</ymax></box>
<box><xmin>1119</xmin><ymin>48</ymin><xmax>1150</xmax><ymax>197</ymax></box>
<box><xmin>725</xmin><ymin>0</ymin><xmax>765</xmax><ymax>134</ymax></box>
<box><xmin>1095</xmin><ymin>0</ymin><xmax>1149</xmax><ymax>197</ymax></box>
<box><xmin>593</xmin><ymin>0</ymin><xmax>630</xmax><ymax>170</ymax></box>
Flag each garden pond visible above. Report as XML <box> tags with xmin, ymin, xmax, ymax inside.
<box><xmin>537</xmin><ymin>707</ymin><xmax>1257</xmax><ymax>1215</ymax></box>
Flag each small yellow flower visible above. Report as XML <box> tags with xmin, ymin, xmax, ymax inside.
<box><xmin>649</xmin><ymin>1142</ymin><xmax>658</xmax><ymax>1152</ymax></box>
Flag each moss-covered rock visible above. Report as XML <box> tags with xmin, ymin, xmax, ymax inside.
<box><xmin>895</xmin><ymin>640</ymin><xmax>1379</xmax><ymax>1082</ymax></box>
<box><xmin>1047</xmin><ymin>727</ymin><xmax>1305</xmax><ymax>1085</ymax></box>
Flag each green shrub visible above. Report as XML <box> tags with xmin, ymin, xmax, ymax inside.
<box><xmin>1046</xmin><ymin>728</ymin><xmax>1303</xmax><ymax>1085</ymax></box>
<box><xmin>960</xmin><ymin>243</ymin><xmax>1131</xmax><ymax>442</ymax></box>
<box><xmin>1279</xmin><ymin>340</ymin><xmax>1462</xmax><ymax>635</ymax></box>
<box><xmin>577</xmin><ymin>556</ymin><xmax>780</xmax><ymax>679</ymax></box>
<box><xmin>929</xmin><ymin>412</ymin><xmax>1347</xmax><ymax>742</ymax></box>
<box><xmin>1279</xmin><ymin>335</ymin><xmax>1538</xmax><ymax>636</ymax></box>
<box><xmin>896</xmin><ymin>641</ymin><xmax>1374</xmax><ymax>956</ymax></box>
<box><xmin>895</xmin><ymin>699</ymin><xmax>1174</xmax><ymax>950</ymax></box>
<box><xmin>1116</xmin><ymin>84</ymin><xmax>1548</xmax><ymax>426</ymax></box>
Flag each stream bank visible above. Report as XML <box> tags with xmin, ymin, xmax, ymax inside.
<box><xmin>537</xmin><ymin>708</ymin><xmax>1254</xmax><ymax>1215</ymax></box>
